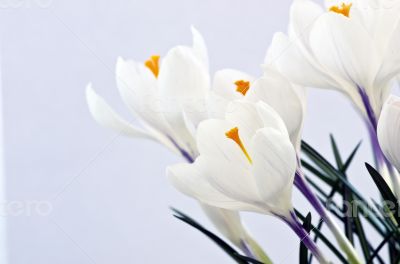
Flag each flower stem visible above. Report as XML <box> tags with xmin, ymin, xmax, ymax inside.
<box><xmin>295</xmin><ymin>171</ymin><xmax>362</xmax><ymax>264</ymax></box>
<box><xmin>359</xmin><ymin>86</ymin><xmax>400</xmax><ymax>198</ymax></box>
<box><xmin>281</xmin><ymin>211</ymin><xmax>329</xmax><ymax>264</ymax></box>
<box><xmin>242</xmin><ymin>236</ymin><xmax>273</xmax><ymax>264</ymax></box>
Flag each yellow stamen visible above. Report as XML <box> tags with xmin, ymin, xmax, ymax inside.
<box><xmin>329</xmin><ymin>3</ymin><xmax>352</xmax><ymax>17</ymax></box>
<box><xmin>145</xmin><ymin>55</ymin><xmax>160</xmax><ymax>78</ymax></box>
<box><xmin>225</xmin><ymin>127</ymin><xmax>252</xmax><ymax>164</ymax></box>
<box><xmin>235</xmin><ymin>80</ymin><xmax>250</xmax><ymax>96</ymax></box>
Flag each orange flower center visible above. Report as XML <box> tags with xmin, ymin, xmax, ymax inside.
<box><xmin>144</xmin><ymin>55</ymin><xmax>160</xmax><ymax>78</ymax></box>
<box><xmin>225</xmin><ymin>127</ymin><xmax>252</xmax><ymax>164</ymax></box>
<box><xmin>329</xmin><ymin>3</ymin><xmax>352</xmax><ymax>17</ymax></box>
<box><xmin>235</xmin><ymin>80</ymin><xmax>250</xmax><ymax>96</ymax></box>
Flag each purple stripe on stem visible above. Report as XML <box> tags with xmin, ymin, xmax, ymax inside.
<box><xmin>358</xmin><ymin>86</ymin><xmax>392</xmax><ymax>171</ymax></box>
<box><xmin>280</xmin><ymin>211</ymin><xmax>326</xmax><ymax>263</ymax></box>
<box><xmin>239</xmin><ymin>240</ymin><xmax>256</xmax><ymax>260</ymax></box>
<box><xmin>167</xmin><ymin>135</ymin><xmax>195</xmax><ymax>163</ymax></box>
<box><xmin>295</xmin><ymin>171</ymin><xmax>327</xmax><ymax>219</ymax></box>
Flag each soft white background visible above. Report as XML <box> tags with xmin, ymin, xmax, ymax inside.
<box><xmin>0</xmin><ymin>0</ymin><xmax>384</xmax><ymax>263</ymax></box>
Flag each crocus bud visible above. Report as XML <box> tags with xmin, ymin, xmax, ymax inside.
<box><xmin>378</xmin><ymin>95</ymin><xmax>400</xmax><ymax>172</ymax></box>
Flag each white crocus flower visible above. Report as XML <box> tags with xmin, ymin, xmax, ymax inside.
<box><xmin>377</xmin><ymin>95</ymin><xmax>400</xmax><ymax>197</ymax></box>
<box><xmin>86</xmin><ymin>28</ymin><xmax>270</xmax><ymax>262</ymax></box>
<box><xmin>266</xmin><ymin>0</ymin><xmax>400</xmax><ymax>124</ymax></box>
<box><xmin>266</xmin><ymin>0</ymin><xmax>400</xmax><ymax>224</ymax></box>
<box><xmin>245</xmin><ymin>69</ymin><xmax>361</xmax><ymax>264</ymax></box>
<box><xmin>168</xmin><ymin>100</ymin><xmax>330</xmax><ymax>264</ymax></box>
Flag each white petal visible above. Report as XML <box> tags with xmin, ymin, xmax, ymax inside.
<box><xmin>375</xmin><ymin>22</ymin><xmax>400</xmax><ymax>89</ymax></box>
<box><xmin>265</xmin><ymin>32</ymin><xmax>340</xmax><ymax>91</ymax></box>
<box><xmin>158</xmin><ymin>46</ymin><xmax>211</xmax><ymax>155</ymax></box>
<box><xmin>255</xmin><ymin>102</ymin><xmax>289</xmax><ymax>136</ymax></box>
<box><xmin>191</xmin><ymin>26</ymin><xmax>209</xmax><ymax>70</ymax></box>
<box><xmin>309</xmin><ymin>13</ymin><xmax>380</xmax><ymax>93</ymax></box>
<box><xmin>225</xmin><ymin>101</ymin><xmax>264</xmax><ymax>142</ymax></box>
<box><xmin>116</xmin><ymin>57</ymin><xmax>172</xmax><ymax>136</ymax></box>
<box><xmin>289</xmin><ymin>0</ymin><xmax>324</xmax><ymax>41</ymax></box>
<box><xmin>86</xmin><ymin>84</ymin><xmax>153</xmax><ymax>139</ymax></box>
<box><xmin>196</xmin><ymin>119</ymin><xmax>250</xmax><ymax>165</ymax></box>
<box><xmin>246</xmin><ymin>70</ymin><xmax>305</xmax><ymax>147</ymax></box>
<box><xmin>200</xmin><ymin>204</ymin><xmax>247</xmax><ymax>247</ymax></box>
<box><xmin>159</xmin><ymin>46</ymin><xmax>209</xmax><ymax>99</ymax></box>
<box><xmin>206</xmin><ymin>91</ymin><xmax>230</xmax><ymax>119</ymax></box>
<box><xmin>212</xmin><ymin>69</ymin><xmax>254</xmax><ymax>101</ymax></box>
<box><xmin>378</xmin><ymin>95</ymin><xmax>400</xmax><ymax>171</ymax></box>
<box><xmin>251</xmin><ymin>128</ymin><xmax>296</xmax><ymax>213</ymax></box>
<box><xmin>198</xmin><ymin>157</ymin><xmax>262</xmax><ymax>209</ymax></box>
<box><xmin>167</xmin><ymin>161</ymin><xmax>258</xmax><ymax>211</ymax></box>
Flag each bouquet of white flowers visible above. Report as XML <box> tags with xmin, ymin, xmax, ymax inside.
<box><xmin>85</xmin><ymin>1</ymin><xmax>400</xmax><ymax>263</ymax></box>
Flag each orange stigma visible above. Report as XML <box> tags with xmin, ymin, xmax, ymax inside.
<box><xmin>225</xmin><ymin>127</ymin><xmax>252</xmax><ymax>163</ymax></box>
<box><xmin>145</xmin><ymin>55</ymin><xmax>160</xmax><ymax>78</ymax></box>
<box><xmin>329</xmin><ymin>3</ymin><xmax>352</xmax><ymax>17</ymax></box>
<box><xmin>235</xmin><ymin>80</ymin><xmax>250</xmax><ymax>96</ymax></box>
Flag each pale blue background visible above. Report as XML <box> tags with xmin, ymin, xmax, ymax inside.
<box><xmin>0</xmin><ymin>0</ymin><xmax>382</xmax><ymax>263</ymax></box>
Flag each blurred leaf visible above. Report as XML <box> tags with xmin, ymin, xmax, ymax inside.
<box><xmin>171</xmin><ymin>208</ymin><xmax>263</xmax><ymax>264</ymax></box>
<box><xmin>366</xmin><ymin>231</ymin><xmax>394</xmax><ymax>264</ymax></box>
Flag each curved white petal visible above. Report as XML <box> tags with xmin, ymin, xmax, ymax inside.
<box><xmin>86</xmin><ymin>84</ymin><xmax>153</xmax><ymax>139</ymax></box>
<box><xmin>198</xmin><ymin>157</ymin><xmax>262</xmax><ymax>209</ymax></box>
<box><xmin>255</xmin><ymin>102</ymin><xmax>289</xmax><ymax>136</ymax></box>
<box><xmin>378</xmin><ymin>95</ymin><xmax>400</xmax><ymax>171</ymax></box>
<box><xmin>246</xmin><ymin>70</ymin><xmax>305</xmax><ymax>147</ymax></box>
<box><xmin>212</xmin><ymin>69</ymin><xmax>254</xmax><ymax>101</ymax></box>
<box><xmin>191</xmin><ymin>26</ymin><xmax>209</xmax><ymax>70</ymax></box>
<box><xmin>265</xmin><ymin>32</ymin><xmax>340</xmax><ymax>91</ymax></box>
<box><xmin>158</xmin><ymin>46</ymin><xmax>210</xmax><ymax>155</ymax></box>
<box><xmin>207</xmin><ymin>91</ymin><xmax>230</xmax><ymax>119</ymax></box>
<box><xmin>289</xmin><ymin>0</ymin><xmax>324</xmax><ymax>42</ymax></box>
<box><xmin>196</xmin><ymin>119</ymin><xmax>250</xmax><ymax>165</ymax></box>
<box><xmin>116</xmin><ymin>57</ymin><xmax>172</xmax><ymax>136</ymax></box>
<box><xmin>375</xmin><ymin>22</ymin><xmax>400</xmax><ymax>90</ymax></box>
<box><xmin>200</xmin><ymin>205</ymin><xmax>247</xmax><ymax>247</ymax></box>
<box><xmin>309</xmin><ymin>13</ymin><xmax>380</xmax><ymax>94</ymax></box>
<box><xmin>167</xmin><ymin>160</ymin><xmax>260</xmax><ymax>212</ymax></box>
<box><xmin>251</xmin><ymin>128</ymin><xmax>296</xmax><ymax>214</ymax></box>
<box><xmin>225</xmin><ymin>101</ymin><xmax>264</xmax><ymax>142</ymax></box>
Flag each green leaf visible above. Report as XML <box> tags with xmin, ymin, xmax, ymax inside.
<box><xmin>300</xmin><ymin>213</ymin><xmax>311</xmax><ymax>264</ymax></box>
<box><xmin>302</xmin><ymin>141</ymin><xmax>389</xmax><ymax>236</ymax></box>
<box><xmin>171</xmin><ymin>208</ymin><xmax>263</xmax><ymax>264</ymax></box>
<box><xmin>365</xmin><ymin>163</ymin><xmax>400</xmax><ymax>226</ymax></box>
<box><xmin>366</xmin><ymin>231</ymin><xmax>394</xmax><ymax>264</ymax></box>
<box><xmin>330</xmin><ymin>134</ymin><xmax>344</xmax><ymax>169</ymax></box>
<box><xmin>295</xmin><ymin>210</ymin><xmax>347</xmax><ymax>264</ymax></box>
<box><xmin>330</xmin><ymin>136</ymin><xmax>372</xmax><ymax>260</ymax></box>
<box><xmin>341</xmin><ymin>141</ymin><xmax>362</xmax><ymax>173</ymax></box>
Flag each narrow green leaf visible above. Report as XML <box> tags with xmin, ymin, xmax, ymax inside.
<box><xmin>295</xmin><ymin>210</ymin><xmax>347</xmax><ymax>264</ymax></box>
<box><xmin>302</xmin><ymin>141</ymin><xmax>389</xmax><ymax>236</ymax></box>
<box><xmin>330</xmin><ymin>134</ymin><xmax>343</xmax><ymax>169</ymax></box>
<box><xmin>301</xmin><ymin>160</ymin><xmax>336</xmax><ymax>186</ymax></box>
<box><xmin>330</xmin><ymin>136</ymin><xmax>373</xmax><ymax>259</ymax></box>
<box><xmin>171</xmin><ymin>208</ymin><xmax>262</xmax><ymax>264</ymax></box>
<box><xmin>366</xmin><ymin>231</ymin><xmax>394</xmax><ymax>264</ymax></box>
<box><xmin>365</xmin><ymin>163</ymin><xmax>400</xmax><ymax>226</ymax></box>
<box><xmin>341</xmin><ymin>141</ymin><xmax>362</xmax><ymax>173</ymax></box>
<box><xmin>300</xmin><ymin>213</ymin><xmax>311</xmax><ymax>264</ymax></box>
